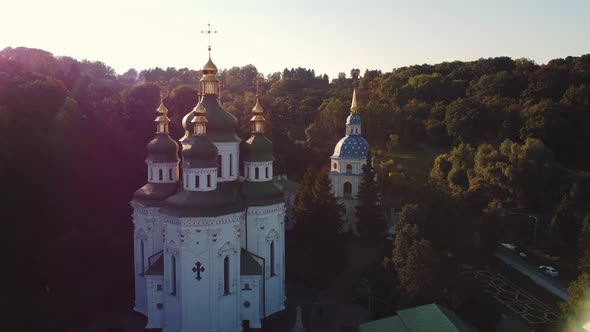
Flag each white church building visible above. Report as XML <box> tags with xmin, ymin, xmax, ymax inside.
<box><xmin>329</xmin><ymin>89</ymin><xmax>370</xmax><ymax>234</ymax></box>
<box><xmin>130</xmin><ymin>50</ymin><xmax>286</xmax><ymax>331</ymax></box>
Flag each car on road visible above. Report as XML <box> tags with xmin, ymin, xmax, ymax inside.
<box><xmin>539</xmin><ymin>265</ymin><xmax>559</xmax><ymax>277</ymax></box>
<box><xmin>500</xmin><ymin>243</ymin><xmax>517</xmax><ymax>251</ymax></box>
<box><xmin>518</xmin><ymin>252</ymin><xmax>527</xmax><ymax>259</ymax></box>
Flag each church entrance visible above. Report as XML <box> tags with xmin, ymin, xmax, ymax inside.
<box><xmin>343</xmin><ymin>182</ymin><xmax>352</xmax><ymax>198</ymax></box>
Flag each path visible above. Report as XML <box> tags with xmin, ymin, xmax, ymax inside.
<box><xmin>494</xmin><ymin>249</ymin><xmax>568</xmax><ymax>300</ymax></box>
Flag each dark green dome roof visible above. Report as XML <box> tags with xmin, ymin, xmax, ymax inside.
<box><xmin>146</xmin><ymin>133</ymin><xmax>179</xmax><ymax>163</ymax></box>
<box><xmin>201</xmin><ymin>95</ymin><xmax>240</xmax><ymax>142</ymax></box>
<box><xmin>241</xmin><ymin>133</ymin><xmax>273</xmax><ymax>162</ymax></box>
<box><xmin>162</xmin><ymin>181</ymin><xmax>244</xmax><ymax>217</ymax></box>
<box><xmin>182</xmin><ymin>135</ymin><xmax>218</xmax><ymax>168</ymax></box>
<box><xmin>133</xmin><ymin>182</ymin><xmax>179</xmax><ymax>204</ymax></box>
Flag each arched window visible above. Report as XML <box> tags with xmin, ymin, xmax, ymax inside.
<box><xmin>270</xmin><ymin>241</ymin><xmax>276</xmax><ymax>276</ymax></box>
<box><xmin>343</xmin><ymin>182</ymin><xmax>352</xmax><ymax>198</ymax></box>
<box><xmin>195</xmin><ymin>175</ymin><xmax>200</xmax><ymax>188</ymax></box>
<box><xmin>150</xmin><ymin>168</ymin><xmax>153</xmax><ymax>180</ymax></box>
<box><xmin>265</xmin><ymin>166</ymin><xmax>269</xmax><ymax>179</ymax></box>
<box><xmin>207</xmin><ymin>174</ymin><xmax>211</xmax><ymax>187</ymax></box>
<box><xmin>159</xmin><ymin>169</ymin><xmax>163</xmax><ymax>181</ymax></box>
<box><xmin>246</xmin><ymin>166</ymin><xmax>250</xmax><ymax>179</ymax></box>
<box><xmin>229</xmin><ymin>154</ymin><xmax>233</xmax><ymax>176</ymax></box>
<box><xmin>169</xmin><ymin>168</ymin><xmax>173</xmax><ymax>181</ymax></box>
<box><xmin>140</xmin><ymin>240</ymin><xmax>145</xmax><ymax>275</ymax></box>
<box><xmin>346</xmin><ymin>164</ymin><xmax>352</xmax><ymax>174</ymax></box>
<box><xmin>223</xmin><ymin>256</ymin><xmax>230</xmax><ymax>295</ymax></box>
<box><xmin>217</xmin><ymin>155</ymin><xmax>222</xmax><ymax>178</ymax></box>
<box><xmin>171</xmin><ymin>255</ymin><xmax>177</xmax><ymax>295</ymax></box>
<box><xmin>255</xmin><ymin>167</ymin><xmax>259</xmax><ymax>180</ymax></box>
<box><xmin>333</xmin><ymin>163</ymin><xmax>337</xmax><ymax>170</ymax></box>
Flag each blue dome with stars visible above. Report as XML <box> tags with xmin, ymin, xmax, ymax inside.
<box><xmin>346</xmin><ymin>113</ymin><xmax>361</xmax><ymax>125</ymax></box>
<box><xmin>332</xmin><ymin>135</ymin><xmax>368</xmax><ymax>159</ymax></box>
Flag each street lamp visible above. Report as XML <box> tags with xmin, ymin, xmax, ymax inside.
<box><xmin>499</xmin><ymin>209</ymin><xmax>539</xmax><ymax>244</ymax></box>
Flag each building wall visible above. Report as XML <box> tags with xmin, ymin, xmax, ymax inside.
<box><xmin>243</xmin><ymin>203</ymin><xmax>286</xmax><ymax>317</ymax></box>
<box><xmin>145</xmin><ymin>275</ymin><xmax>165</xmax><ymax>328</ymax></box>
<box><xmin>162</xmin><ymin>212</ymin><xmax>243</xmax><ymax>332</ymax></box>
<box><xmin>214</xmin><ymin>142</ymin><xmax>240</xmax><ymax>182</ymax></box>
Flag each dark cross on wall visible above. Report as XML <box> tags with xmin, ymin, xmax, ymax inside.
<box><xmin>192</xmin><ymin>262</ymin><xmax>205</xmax><ymax>281</ymax></box>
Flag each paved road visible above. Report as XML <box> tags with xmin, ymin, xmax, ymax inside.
<box><xmin>494</xmin><ymin>249</ymin><xmax>568</xmax><ymax>300</ymax></box>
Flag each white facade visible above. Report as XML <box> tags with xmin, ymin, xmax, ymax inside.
<box><xmin>215</xmin><ymin>142</ymin><xmax>240</xmax><ymax>182</ymax></box>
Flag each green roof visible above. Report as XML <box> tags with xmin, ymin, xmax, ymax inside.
<box><xmin>182</xmin><ymin>135</ymin><xmax>218</xmax><ymax>168</ymax></box>
<box><xmin>133</xmin><ymin>182</ymin><xmax>179</xmax><ymax>203</ymax></box>
<box><xmin>241</xmin><ymin>180</ymin><xmax>284</xmax><ymax>206</ymax></box>
<box><xmin>240</xmin><ymin>250</ymin><xmax>263</xmax><ymax>276</ymax></box>
<box><xmin>201</xmin><ymin>95</ymin><xmax>240</xmax><ymax>142</ymax></box>
<box><xmin>241</xmin><ymin>133</ymin><xmax>273</xmax><ymax>162</ymax></box>
<box><xmin>161</xmin><ymin>181</ymin><xmax>244</xmax><ymax>217</ymax></box>
<box><xmin>145</xmin><ymin>133</ymin><xmax>180</xmax><ymax>163</ymax></box>
<box><xmin>359</xmin><ymin>304</ymin><xmax>475</xmax><ymax>332</ymax></box>
<box><xmin>274</xmin><ymin>177</ymin><xmax>298</xmax><ymax>194</ymax></box>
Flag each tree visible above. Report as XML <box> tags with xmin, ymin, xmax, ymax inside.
<box><xmin>391</xmin><ymin>204</ymin><xmax>440</xmax><ymax>302</ymax></box>
<box><xmin>356</xmin><ymin>150</ymin><xmax>386</xmax><ymax>238</ymax></box>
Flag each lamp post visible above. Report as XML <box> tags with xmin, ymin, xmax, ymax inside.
<box><xmin>499</xmin><ymin>209</ymin><xmax>539</xmax><ymax>244</ymax></box>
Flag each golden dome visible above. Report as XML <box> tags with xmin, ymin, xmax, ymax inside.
<box><xmin>192</xmin><ymin>97</ymin><xmax>207</xmax><ymax>115</ymax></box>
<box><xmin>252</xmin><ymin>97</ymin><xmax>264</xmax><ymax>114</ymax></box>
<box><xmin>156</xmin><ymin>99</ymin><xmax>169</xmax><ymax>116</ymax></box>
<box><xmin>203</xmin><ymin>55</ymin><xmax>218</xmax><ymax>75</ymax></box>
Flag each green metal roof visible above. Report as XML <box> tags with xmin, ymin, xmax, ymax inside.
<box><xmin>241</xmin><ymin>179</ymin><xmax>284</xmax><ymax>206</ymax></box>
<box><xmin>241</xmin><ymin>133</ymin><xmax>273</xmax><ymax>162</ymax></box>
<box><xmin>133</xmin><ymin>182</ymin><xmax>179</xmax><ymax>203</ymax></box>
<box><xmin>201</xmin><ymin>95</ymin><xmax>240</xmax><ymax>143</ymax></box>
<box><xmin>359</xmin><ymin>304</ymin><xmax>475</xmax><ymax>332</ymax></box>
<box><xmin>161</xmin><ymin>181</ymin><xmax>244</xmax><ymax>217</ymax></box>
<box><xmin>182</xmin><ymin>135</ymin><xmax>218</xmax><ymax>168</ymax></box>
<box><xmin>240</xmin><ymin>250</ymin><xmax>263</xmax><ymax>276</ymax></box>
<box><xmin>145</xmin><ymin>133</ymin><xmax>180</xmax><ymax>163</ymax></box>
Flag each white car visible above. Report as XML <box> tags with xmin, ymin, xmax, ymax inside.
<box><xmin>500</xmin><ymin>243</ymin><xmax>517</xmax><ymax>251</ymax></box>
<box><xmin>539</xmin><ymin>265</ymin><xmax>559</xmax><ymax>277</ymax></box>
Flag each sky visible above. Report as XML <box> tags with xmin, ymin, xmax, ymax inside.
<box><xmin>1</xmin><ymin>0</ymin><xmax>589</xmax><ymax>79</ymax></box>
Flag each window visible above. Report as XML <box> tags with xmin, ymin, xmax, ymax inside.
<box><xmin>171</xmin><ymin>255</ymin><xmax>177</xmax><ymax>295</ymax></box>
<box><xmin>229</xmin><ymin>154</ymin><xmax>233</xmax><ymax>176</ymax></box>
<box><xmin>223</xmin><ymin>256</ymin><xmax>230</xmax><ymax>295</ymax></box>
<box><xmin>184</xmin><ymin>174</ymin><xmax>187</xmax><ymax>188</ymax></box>
<box><xmin>150</xmin><ymin>168</ymin><xmax>153</xmax><ymax>180</ymax></box>
<box><xmin>270</xmin><ymin>241</ymin><xmax>276</xmax><ymax>276</ymax></box>
<box><xmin>159</xmin><ymin>169</ymin><xmax>163</xmax><ymax>181</ymax></box>
<box><xmin>255</xmin><ymin>167</ymin><xmax>259</xmax><ymax>180</ymax></box>
<box><xmin>240</xmin><ymin>161</ymin><xmax>244</xmax><ymax>177</ymax></box>
<box><xmin>140</xmin><ymin>240</ymin><xmax>145</xmax><ymax>275</ymax></box>
<box><xmin>217</xmin><ymin>155</ymin><xmax>222</xmax><ymax>178</ymax></box>
<box><xmin>343</xmin><ymin>182</ymin><xmax>352</xmax><ymax>198</ymax></box>
<box><xmin>265</xmin><ymin>167</ymin><xmax>269</xmax><ymax>179</ymax></box>
<box><xmin>346</xmin><ymin>164</ymin><xmax>352</xmax><ymax>174</ymax></box>
<box><xmin>156</xmin><ymin>284</ymin><xmax>163</xmax><ymax>291</ymax></box>
<box><xmin>333</xmin><ymin>163</ymin><xmax>337</xmax><ymax>170</ymax></box>
<box><xmin>207</xmin><ymin>174</ymin><xmax>211</xmax><ymax>187</ymax></box>
<box><xmin>169</xmin><ymin>168</ymin><xmax>173</xmax><ymax>181</ymax></box>
<box><xmin>246</xmin><ymin>166</ymin><xmax>250</xmax><ymax>179</ymax></box>
<box><xmin>195</xmin><ymin>175</ymin><xmax>200</xmax><ymax>188</ymax></box>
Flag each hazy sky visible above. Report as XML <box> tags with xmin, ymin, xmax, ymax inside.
<box><xmin>1</xmin><ymin>0</ymin><xmax>589</xmax><ymax>79</ymax></box>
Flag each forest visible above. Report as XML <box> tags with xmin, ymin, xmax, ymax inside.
<box><xmin>1</xmin><ymin>47</ymin><xmax>589</xmax><ymax>331</ymax></box>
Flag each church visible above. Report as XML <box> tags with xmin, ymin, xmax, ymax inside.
<box><xmin>130</xmin><ymin>49</ymin><xmax>286</xmax><ymax>331</ymax></box>
<box><xmin>329</xmin><ymin>89</ymin><xmax>370</xmax><ymax>234</ymax></box>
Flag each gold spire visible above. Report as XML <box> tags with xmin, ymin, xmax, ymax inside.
<box><xmin>155</xmin><ymin>97</ymin><xmax>170</xmax><ymax>134</ymax></box>
<box><xmin>191</xmin><ymin>95</ymin><xmax>208</xmax><ymax>136</ymax></box>
<box><xmin>250</xmin><ymin>87</ymin><xmax>265</xmax><ymax>133</ymax></box>
<box><xmin>350</xmin><ymin>88</ymin><xmax>358</xmax><ymax>114</ymax></box>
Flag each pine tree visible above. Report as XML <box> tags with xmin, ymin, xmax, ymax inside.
<box><xmin>356</xmin><ymin>150</ymin><xmax>386</xmax><ymax>238</ymax></box>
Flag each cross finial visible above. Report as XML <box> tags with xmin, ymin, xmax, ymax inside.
<box><xmin>201</xmin><ymin>23</ymin><xmax>218</xmax><ymax>54</ymax></box>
